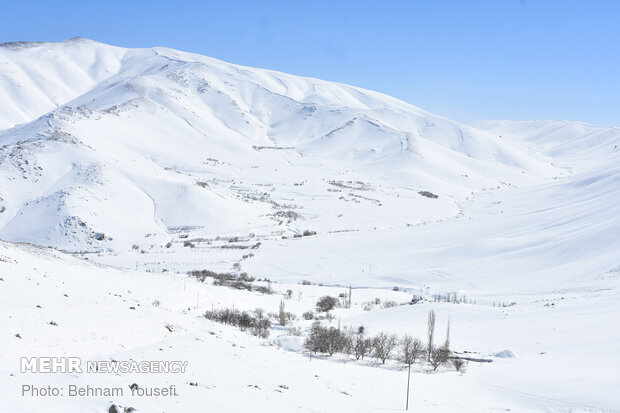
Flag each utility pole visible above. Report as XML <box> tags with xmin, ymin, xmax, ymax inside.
<box><xmin>406</xmin><ymin>363</ymin><xmax>411</xmax><ymax>410</ymax></box>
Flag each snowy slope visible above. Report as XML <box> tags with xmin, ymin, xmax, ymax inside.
<box><xmin>0</xmin><ymin>38</ymin><xmax>126</xmax><ymax>130</ymax></box>
<box><xmin>0</xmin><ymin>39</ymin><xmax>560</xmax><ymax>255</ymax></box>
<box><xmin>472</xmin><ymin>119</ymin><xmax>620</xmax><ymax>164</ymax></box>
<box><xmin>1</xmin><ymin>38</ymin><xmax>619</xmax><ymax>413</ymax></box>
<box><xmin>239</xmin><ymin>119</ymin><xmax>619</xmax><ymax>292</ymax></box>
<box><xmin>2</xmin><ymin>240</ymin><xmax>618</xmax><ymax>412</ymax></box>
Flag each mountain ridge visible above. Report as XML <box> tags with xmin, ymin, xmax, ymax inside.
<box><xmin>0</xmin><ymin>38</ymin><xmax>563</xmax><ymax>256</ymax></box>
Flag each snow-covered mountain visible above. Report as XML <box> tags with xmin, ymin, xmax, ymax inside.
<box><xmin>1</xmin><ymin>38</ymin><xmax>619</xmax><ymax>413</ymax></box>
<box><xmin>0</xmin><ymin>38</ymin><xmax>560</xmax><ymax>255</ymax></box>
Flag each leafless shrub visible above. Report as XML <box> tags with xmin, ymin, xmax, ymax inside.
<box><xmin>238</xmin><ymin>273</ymin><xmax>254</xmax><ymax>282</ymax></box>
<box><xmin>254</xmin><ymin>284</ymin><xmax>273</xmax><ymax>295</ymax></box>
<box><xmin>204</xmin><ymin>307</ymin><xmax>271</xmax><ymax>338</ymax></box>
<box><xmin>452</xmin><ymin>357</ymin><xmax>466</xmax><ymax>372</ymax></box>
<box><xmin>189</xmin><ymin>270</ymin><xmax>271</xmax><ymax>293</ymax></box>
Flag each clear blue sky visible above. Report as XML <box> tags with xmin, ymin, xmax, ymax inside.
<box><xmin>2</xmin><ymin>0</ymin><xmax>619</xmax><ymax>126</ymax></box>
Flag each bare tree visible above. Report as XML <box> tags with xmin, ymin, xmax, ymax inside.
<box><xmin>316</xmin><ymin>296</ymin><xmax>338</xmax><ymax>312</ymax></box>
<box><xmin>427</xmin><ymin>309</ymin><xmax>436</xmax><ymax>361</ymax></box>
<box><xmin>429</xmin><ymin>345</ymin><xmax>450</xmax><ymax>371</ymax></box>
<box><xmin>373</xmin><ymin>332</ymin><xmax>398</xmax><ymax>364</ymax></box>
<box><xmin>326</xmin><ymin>327</ymin><xmax>350</xmax><ymax>356</ymax></box>
<box><xmin>340</xmin><ymin>327</ymin><xmax>354</xmax><ymax>355</ymax></box>
<box><xmin>353</xmin><ymin>332</ymin><xmax>373</xmax><ymax>360</ymax></box>
<box><xmin>303</xmin><ymin>322</ymin><xmax>350</xmax><ymax>356</ymax></box>
<box><xmin>348</xmin><ymin>285</ymin><xmax>352</xmax><ymax>308</ymax></box>
<box><xmin>400</xmin><ymin>335</ymin><xmax>423</xmax><ymax>411</ymax></box>
<box><xmin>399</xmin><ymin>335</ymin><xmax>424</xmax><ymax>366</ymax></box>
<box><xmin>304</xmin><ymin>322</ymin><xmax>324</xmax><ymax>355</ymax></box>
<box><xmin>278</xmin><ymin>300</ymin><xmax>286</xmax><ymax>326</ymax></box>
<box><xmin>444</xmin><ymin>318</ymin><xmax>450</xmax><ymax>350</ymax></box>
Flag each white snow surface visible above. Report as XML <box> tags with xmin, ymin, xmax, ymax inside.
<box><xmin>0</xmin><ymin>39</ymin><xmax>619</xmax><ymax>412</ymax></box>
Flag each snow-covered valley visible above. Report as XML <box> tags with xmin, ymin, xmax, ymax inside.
<box><xmin>0</xmin><ymin>38</ymin><xmax>618</xmax><ymax>412</ymax></box>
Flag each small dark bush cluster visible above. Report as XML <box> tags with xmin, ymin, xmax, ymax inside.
<box><xmin>293</xmin><ymin>230</ymin><xmax>317</xmax><ymax>238</ymax></box>
<box><xmin>452</xmin><ymin>357</ymin><xmax>465</xmax><ymax>372</ymax></box>
<box><xmin>204</xmin><ymin>308</ymin><xmax>271</xmax><ymax>338</ymax></box>
<box><xmin>315</xmin><ymin>296</ymin><xmax>339</xmax><ymax>312</ymax></box>
<box><xmin>302</xmin><ymin>311</ymin><xmax>314</xmax><ymax>320</ymax></box>
<box><xmin>410</xmin><ymin>295</ymin><xmax>424</xmax><ymax>304</ymax></box>
<box><xmin>382</xmin><ymin>300</ymin><xmax>399</xmax><ymax>308</ymax></box>
<box><xmin>188</xmin><ymin>270</ymin><xmax>273</xmax><ymax>294</ymax></box>
<box><xmin>252</xmin><ymin>285</ymin><xmax>270</xmax><ymax>294</ymax></box>
<box><xmin>274</xmin><ymin>210</ymin><xmax>299</xmax><ymax>220</ymax></box>
<box><xmin>418</xmin><ymin>190</ymin><xmax>439</xmax><ymax>199</ymax></box>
